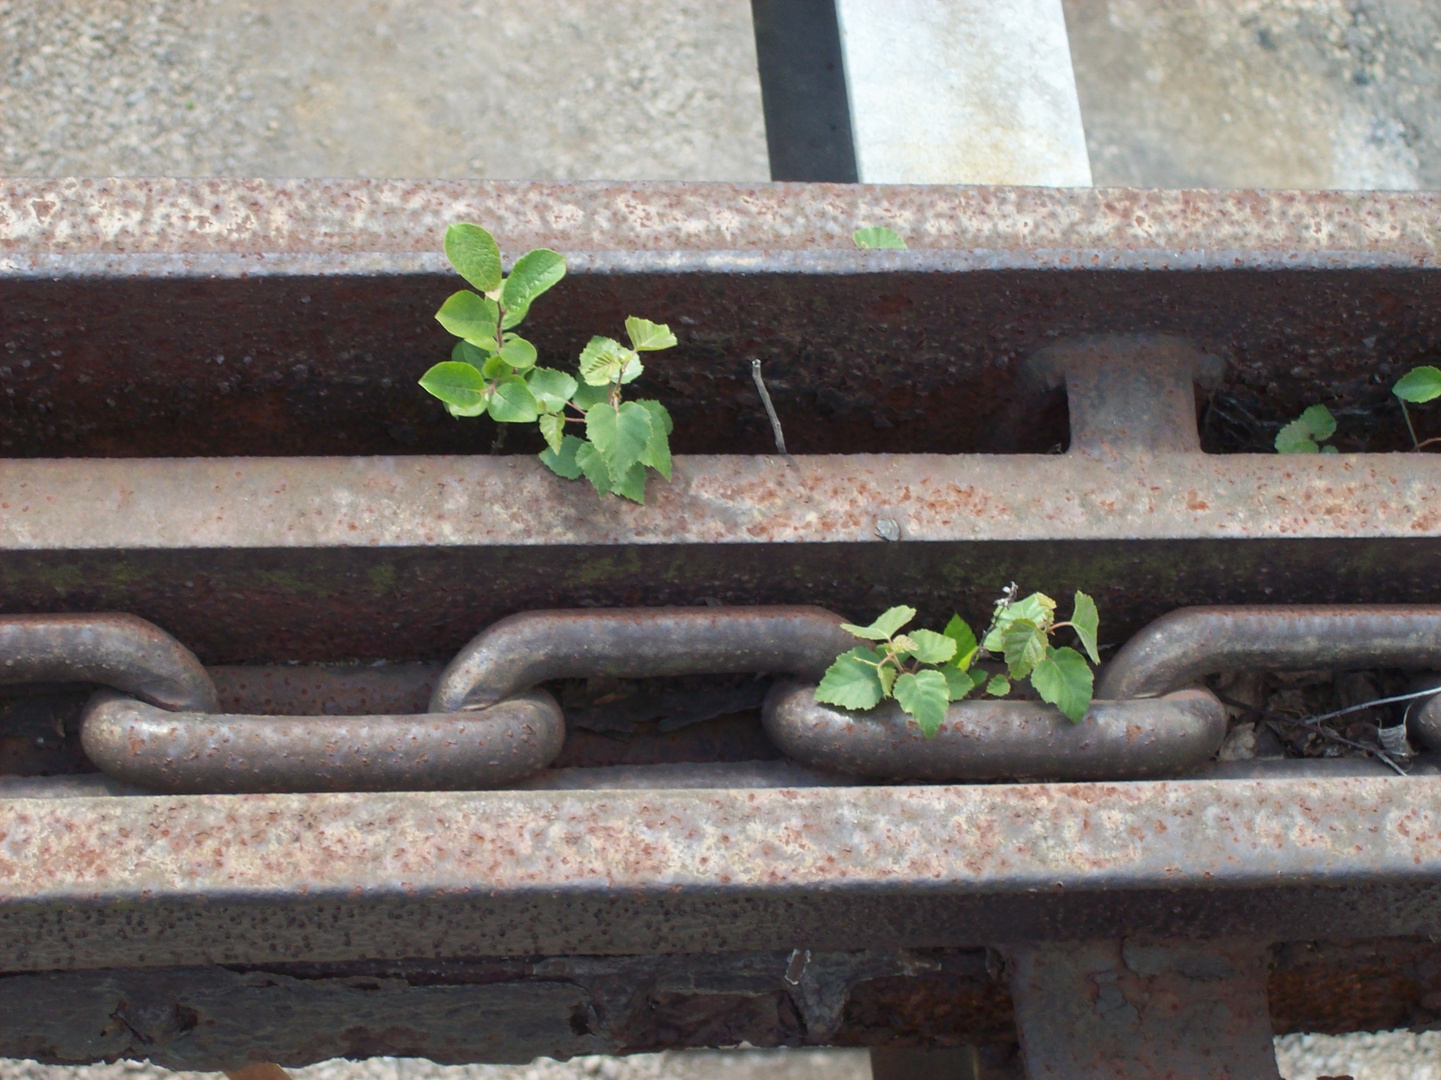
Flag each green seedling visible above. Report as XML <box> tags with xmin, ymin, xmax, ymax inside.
<box><xmin>852</xmin><ymin>226</ymin><xmax>907</xmax><ymax>250</ymax></box>
<box><xmin>1276</xmin><ymin>364</ymin><xmax>1441</xmax><ymax>454</ymax></box>
<box><xmin>1393</xmin><ymin>364</ymin><xmax>1441</xmax><ymax>450</ymax></box>
<box><xmin>815</xmin><ymin>587</ymin><xmax>1101</xmax><ymax>736</ymax></box>
<box><xmin>419</xmin><ymin>223</ymin><xmax>677</xmax><ymax>503</ymax></box>
<box><xmin>1275</xmin><ymin>404</ymin><xmax>1338</xmax><ymax>454</ymax></box>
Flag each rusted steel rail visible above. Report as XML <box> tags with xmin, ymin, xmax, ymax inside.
<box><xmin>4</xmin><ymin>180</ymin><xmax>1441</xmax><ymax>1072</ymax></box>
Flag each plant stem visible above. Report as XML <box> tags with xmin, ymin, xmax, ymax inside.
<box><xmin>1402</xmin><ymin>399</ymin><xmax>1421</xmax><ymax>449</ymax></box>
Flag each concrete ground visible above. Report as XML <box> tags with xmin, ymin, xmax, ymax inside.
<box><xmin>3</xmin><ymin>2</ymin><xmax>1441</xmax><ymax>1078</ymax></box>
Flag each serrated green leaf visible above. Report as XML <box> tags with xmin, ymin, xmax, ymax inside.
<box><xmin>943</xmin><ymin>665</ymin><xmax>976</xmax><ymax>701</ymax></box>
<box><xmin>1300</xmin><ymin>403</ymin><xmax>1336</xmax><ymax>440</ymax></box>
<box><xmin>500</xmin><ymin>248</ymin><xmax>566</xmax><ymax>326</ymax></box>
<box><xmin>894</xmin><ymin>669</ymin><xmax>949</xmax><ymax>737</ymax></box>
<box><xmin>611</xmin><ymin>462</ymin><xmax>648</xmax><ymax>504</ymax></box>
<box><xmin>1000</xmin><ymin>618</ymin><xmax>1048</xmax><ymax>680</ymax></box>
<box><xmin>877</xmin><ymin>663</ymin><xmax>897</xmax><ymax>698</ymax></box>
<box><xmin>587</xmin><ymin>401</ymin><xmax>653</xmax><ymax>482</ymax></box>
<box><xmin>1275</xmin><ymin>418</ymin><xmax>1320</xmax><ymax>454</ymax></box>
<box><xmin>578</xmin><ymin>336</ymin><xmax>639</xmax><ymax>387</ymax></box>
<box><xmin>444</xmin><ymin>223</ymin><xmax>502</xmax><ymax>293</ymax></box>
<box><xmin>572</xmin><ymin>382</ymin><xmax>611</xmax><ymax>411</ymax></box>
<box><xmin>575</xmin><ymin>440</ymin><xmax>612</xmax><ymax>495</ymax></box>
<box><xmin>527</xmin><ymin>367</ymin><xmax>578</xmax><ymax>412</ymax></box>
<box><xmin>815</xmin><ymin>647</ymin><xmax>885</xmax><ymax>711</ymax></box>
<box><xmin>1031</xmin><ymin>646</ymin><xmax>1094</xmax><ymax>723</ymax></box>
<box><xmin>890</xmin><ymin>634</ymin><xmax>918</xmax><ymax>658</ymax></box>
<box><xmin>487</xmin><ymin>375</ymin><xmax>540</xmax><ymax>423</ymax></box>
<box><xmin>538</xmin><ymin>412</ymin><xmax>566</xmax><ymax>453</ymax></box>
<box><xmin>451</xmin><ymin>340</ymin><xmax>490</xmax><ymax>366</ymax></box>
<box><xmin>841</xmin><ymin>606</ymin><xmax>916</xmax><ymax>642</ymax></box>
<box><xmin>637</xmin><ymin>400</ymin><xmax>672</xmax><ymax>480</ymax></box>
<box><xmin>983</xmin><ymin>592</ymin><xmax>1057</xmax><ymax>652</ymax></box>
<box><xmin>499</xmin><ymin>334</ymin><xmax>538</xmax><ymax>372</ymax></box>
<box><xmin>942</xmin><ymin>615</ymin><xmax>978</xmax><ymax>669</ymax></box>
<box><xmin>852</xmin><ymin>226</ymin><xmax>907</xmax><ymax>250</ymax></box>
<box><xmin>986</xmin><ymin>675</ymin><xmax>1011</xmax><ymax>697</ymax></box>
<box><xmin>619</xmin><ymin>353</ymin><xmax>644</xmax><ymax>384</ymax></box>
<box><xmin>539</xmin><ymin>433</ymin><xmax>586</xmax><ymax>479</ymax></box>
<box><xmin>435</xmin><ymin>290</ymin><xmax>500</xmax><ymax>345</ymax></box>
<box><xmin>908</xmin><ymin>628</ymin><xmax>957</xmax><ymax>665</ymax></box>
<box><xmin>1070</xmin><ymin>591</ymin><xmax>1100</xmax><ymax>664</ymax></box>
<box><xmin>625</xmin><ymin>316</ymin><xmax>678</xmax><ymax>352</ymax></box>
<box><xmin>419</xmin><ymin>360</ymin><xmax>487</xmax><ymax>411</ymax></box>
<box><xmin>1395</xmin><ymin>365</ymin><xmax>1441</xmax><ymax>404</ymax></box>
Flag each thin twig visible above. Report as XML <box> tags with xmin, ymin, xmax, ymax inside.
<box><xmin>1414</xmin><ymin>436</ymin><xmax>1441</xmax><ymax>451</ymax></box>
<box><xmin>490</xmin><ymin>421</ymin><xmax>508</xmax><ymax>454</ymax></box>
<box><xmin>751</xmin><ymin>359</ymin><xmax>787</xmax><ymax>455</ymax></box>
<box><xmin>1215</xmin><ymin>692</ymin><xmax>1408</xmax><ymax>776</ymax></box>
<box><xmin>1304</xmin><ymin>684</ymin><xmax>1441</xmax><ymax>727</ymax></box>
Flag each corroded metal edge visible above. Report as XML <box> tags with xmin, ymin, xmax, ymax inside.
<box><xmin>3</xmin><ymin>776</ymin><xmax>1441</xmax><ymax>971</ymax></box>
<box><xmin>3</xmin><ymin>939</ymin><xmax>1434</xmax><ymax>1067</ymax></box>
<box><xmin>2</xmin><ymin>451</ymin><xmax>1439</xmax><ymax>549</ymax></box>
<box><xmin>2</xmin><ymin>180</ymin><xmax>1437</xmax><ymax>261</ymax></box>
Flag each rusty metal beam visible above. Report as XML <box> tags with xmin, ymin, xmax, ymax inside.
<box><xmin>5</xmin><ymin>775</ymin><xmax>1441</xmax><ymax>973</ymax></box>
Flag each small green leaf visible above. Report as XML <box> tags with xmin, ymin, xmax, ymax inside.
<box><xmin>983</xmin><ymin>592</ymin><xmax>1056</xmax><ymax>652</ymax></box>
<box><xmin>841</xmin><ymin>606</ymin><xmax>916</xmax><ymax>642</ymax></box>
<box><xmin>499</xmin><ymin>334</ymin><xmax>538</xmax><ymax>371</ymax></box>
<box><xmin>1070</xmin><ymin>591</ymin><xmax>1100</xmax><ymax>665</ymax></box>
<box><xmin>451</xmin><ymin>340</ymin><xmax>490</xmax><ymax>366</ymax></box>
<box><xmin>538</xmin><ymin>412</ymin><xmax>566</xmax><ymax>453</ymax></box>
<box><xmin>1031</xmin><ymin>646</ymin><xmax>1094</xmax><ymax>723</ymax></box>
<box><xmin>587</xmin><ymin>400</ymin><xmax>653</xmax><ymax>482</ymax></box>
<box><xmin>527</xmin><ymin>367</ymin><xmax>578</xmax><ymax>412</ymax></box>
<box><xmin>890</xmin><ymin>634</ymin><xmax>918</xmax><ymax>658</ymax></box>
<box><xmin>637</xmin><ymin>400</ymin><xmax>673</xmax><ymax>480</ymax></box>
<box><xmin>419</xmin><ymin>360</ymin><xmax>487</xmax><ymax>411</ymax></box>
<box><xmin>443</xmin><ymin>398</ymin><xmax>489</xmax><ymax>418</ymax></box>
<box><xmin>575</xmin><ymin>440</ymin><xmax>613</xmax><ymax>495</ymax></box>
<box><xmin>942</xmin><ymin>665</ymin><xmax>977</xmax><ymax>701</ymax></box>
<box><xmin>578</xmin><ymin>336</ymin><xmax>639</xmax><ymax>387</ymax></box>
<box><xmin>444</xmin><ymin>223</ymin><xmax>502</xmax><ymax>293</ymax></box>
<box><xmin>1395</xmin><ymin>365</ymin><xmax>1441</xmax><ymax>404</ymax></box>
<box><xmin>611</xmin><ymin>462</ymin><xmax>648</xmax><ymax>504</ymax></box>
<box><xmin>435</xmin><ymin>290</ymin><xmax>499</xmax><ymax>345</ymax></box>
<box><xmin>487</xmin><ymin>375</ymin><xmax>540</xmax><ymax>423</ymax></box>
<box><xmin>986</xmin><ymin>675</ymin><xmax>1011</xmax><ymax>697</ymax></box>
<box><xmin>625</xmin><ymin>316</ymin><xmax>679</xmax><ymax>352</ymax></box>
<box><xmin>500</xmin><ymin>248</ymin><xmax>566</xmax><ymax>326</ymax></box>
<box><xmin>572</xmin><ymin>382</ymin><xmax>611</xmax><ymax>411</ymax></box>
<box><xmin>1321</xmin><ymin>444</ymin><xmax>1340</xmax><ymax>454</ymax></box>
<box><xmin>908</xmin><ymin>628</ymin><xmax>957</xmax><ymax>665</ymax></box>
<box><xmin>1275</xmin><ymin>418</ymin><xmax>1320</xmax><ymax>454</ymax></box>
<box><xmin>540</xmin><ymin>434</ymin><xmax>586</xmax><ymax>479</ymax></box>
<box><xmin>852</xmin><ymin>226</ymin><xmax>907</xmax><ymax>250</ymax></box>
<box><xmin>894</xmin><ymin>669</ymin><xmax>949</xmax><ymax>737</ymax></box>
<box><xmin>942</xmin><ymin>615</ymin><xmax>978</xmax><ymax>669</ymax></box>
<box><xmin>1300</xmin><ymin>404</ymin><xmax>1337</xmax><ymax>440</ymax></box>
<box><xmin>1000</xmin><ymin>618</ymin><xmax>1048</xmax><ymax>680</ymax></box>
<box><xmin>815</xmin><ymin>647</ymin><xmax>886</xmax><ymax>711</ymax></box>
<box><xmin>481</xmin><ymin>352</ymin><xmax>510</xmax><ymax>379</ymax></box>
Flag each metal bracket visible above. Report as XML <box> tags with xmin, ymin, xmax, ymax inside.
<box><xmin>1006</xmin><ymin>938</ymin><xmax>1280</xmax><ymax>1079</ymax></box>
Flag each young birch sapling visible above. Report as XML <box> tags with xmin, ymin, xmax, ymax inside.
<box><xmin>418</xmin><ymin>223</ymin><xmax>677</xmax><ymax>503</ymax></box>
<box><xmin>815</xmin><ymin>588</ymin><xmax>1101</xmax><ymax>736</ymax></box>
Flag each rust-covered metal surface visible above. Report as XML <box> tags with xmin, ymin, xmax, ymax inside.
<box><xmin>0</xmin><ymin>180</ymin><xmax>1438</xmax><ymax>461</ymax></box>
<box><xmin>6</xmin><ymin>938</ymin><xmax>1440</xmax><ymax>1069</ymax></box>
<box><xmin>5</xmin><ymin>775</ymin><xmax>1441</xmax><ymax>972</ymax></box>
